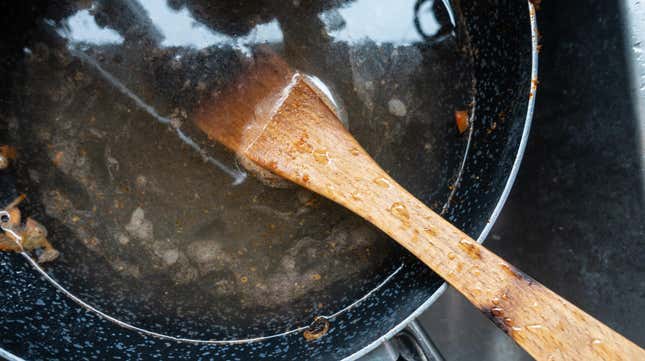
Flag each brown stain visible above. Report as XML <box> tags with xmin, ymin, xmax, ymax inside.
<box><xmin>491</xmin><ymin>306</ymin><xmax>504</xmax><ymax>317</ymax></box>
<box><xmin>0</xmin><ymin>145</ymin><xmax>17</xmax><ymax>160</ymax></box>
<box><xmin>294</xmin><ymin>134</ymin><xmax>313</xmax><ymax>154</ymax></box>
<box><xmin>478</xmin><ymin>285</ymin><xmax>522</xmax><ymax>337</ymax></box>
<box><xmin>478</xmin><ymin>269</ymin><xmax>546</xmax><ymax>339</ymax></box>
<box><xmin>482</xmin><ymin>304</ymin><xmax>512</xmax><ymax>335</ymax></box>
<box><xmin>500</xmin><ymin>263</ymin><xmax>522</xmax><ymax>279</ymax></box>
<box><xmin>423</xmin><ymin>226</ymin><xmax>437</xmax><ymax>237</ymax></box>
<box><xmin>458</xmin><ymin>238</ymin><xmax>481</xmax><ymax>259</ymax></box>
<box><xmin>500</xmin><ymin>262</ymin><xmax>535</xmax><ymax>285</ymax></box>
<box><xmin>455</xmin><ymin>262</ymin><xmax>464</xmax><ymax>273</ymax></box>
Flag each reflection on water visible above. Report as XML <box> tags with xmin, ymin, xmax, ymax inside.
<box><xmin>58</xmin><ymin>0</ymin><xmax>453</xmax><ymax>49</ymax></box>
<box><xmin>59</xmin><ymin>9</ymin><xmax>124</xmax><ymax>45</ymax></box>
<box><xmin>137</xmin><ymin>0</ymin><xmax>283</xmax><ymax>50</ymax></box>
<box><xmin>59</xmin><ymin>0</ymin><xmax>284</xmax><ymax>51</ymax></box>
<box><xmin>321</xmin><ymin>0</ymin><xmax>454</xmax><ymax>45</ymax></box>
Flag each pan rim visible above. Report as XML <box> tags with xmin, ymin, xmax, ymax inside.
<box><xmin>343</xmin><ymin>1</ymin><xmax>539</xmax><ymax>360</ymax></box>
<box><xmin>0</xmin><ymin>2</ymin><xmax>538</xmax><ymax>359</ymax></box>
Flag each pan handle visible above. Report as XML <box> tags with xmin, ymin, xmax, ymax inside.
<box><xmin>359</xmin><ymin>320</ymin><xmax>445</xmax><ymax>361</ymax></box>
<box><xmin>413</xmin><ymin>0</ymin><xmax>456</xmax><ymax>45</ymax></box>
<box><xmin>394</xmin><ymin>320</ymin><xmax>446</xmax><ymax>361</ymax></box>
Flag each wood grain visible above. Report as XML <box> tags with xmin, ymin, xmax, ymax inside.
<box><xmin>195</xmin><ymin>53</ymin><xmax>645</xmax><ymax>360</ymax></box>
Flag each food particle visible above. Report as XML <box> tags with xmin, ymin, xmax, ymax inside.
<box><xmin>387</xmin><ymin>98</ymin><xmax>407</xmax><ymax>117</ymax></box>
<box><xmin>455</xmin><ymin>110</ymin><xmax>469</xmax><ymax>134</ymax></box>
<box><xmin>0</xmin><ymin>145</ymin><xmax>16</xmax><ymax>158</ymax></box>
<box><xmin>0</xmin><ymin>196</ymin><xmax>59</xmax><ymax>263</ymax></box>
<box><xmin>303</xmin><ymin>316</ymin><xmax>330</xmax><ymax>341</ymax></box>
<box><xmin>52</xmin><ymin>151</ymin><xmax>64</xmax><ymax>166</ymax></box>
<box><xmin>0</xmin><ymin>155</ymin><xmax>8</xmax><ymax>170</ymax></box>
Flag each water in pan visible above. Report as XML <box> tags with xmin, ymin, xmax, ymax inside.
<box><xmin>4</xmin><ymin>0</ymin><xmax>474</xmax><ymax>339</ymax></box>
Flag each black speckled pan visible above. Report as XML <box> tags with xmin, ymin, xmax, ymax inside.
<box><xmin>0</xmin><ymin>0</ymin><xmax>537</xmax><ymax>359</ymax></box>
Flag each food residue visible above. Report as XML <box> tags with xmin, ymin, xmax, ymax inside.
<box><xmin>0</xmin><ymin>145</ymin><xmax>16</xmax><ymax>170</ymax></box>
<box><xmin>0</xmin><ymin>195</ymin><xmax>60</xmax><ymax>263</ymax></box>
<box><xmin>303</xmin><ymin>316</ymin><xmax>330</xmax><ymax>341</ymax></box>
<box><xmin>0</xmin><ymin>145</ymin><xmax>17</xmax><ymax>160</ymax></box>
<box><xmin>455</xmin><ymin>110</ymin><xmax>469</xmax><ymax>134</ymax></box>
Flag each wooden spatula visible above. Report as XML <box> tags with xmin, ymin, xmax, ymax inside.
<box><xmin>194</xmin><ymin>50</ymin><xmax>644</xmax><ymax>361</ymax></box>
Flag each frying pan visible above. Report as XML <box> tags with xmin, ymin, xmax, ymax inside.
<box><xmin>0</xmin><ymin>0</ymin><xmax>537</xmax><ymax>359</ymax></box>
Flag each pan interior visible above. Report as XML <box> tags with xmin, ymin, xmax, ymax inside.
<box><xmin>3</xmin><ymin>0</ymin><xmax>475</xmax><ymax>339</ymax></box>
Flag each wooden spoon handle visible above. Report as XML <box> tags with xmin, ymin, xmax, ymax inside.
<box><xmin>229</xmin><ymin>75</ymin><xmax>644</xmax><ymax>360</ymax></box>
<box><xmin>359</xmin><ymin>180</ymin><xmax>644</xmax><ymax>361</ymax></box>
<box><xmin>329</xmin><ymin>168</ymin><xmax>644</xmax><ymax>360</ymax></box>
